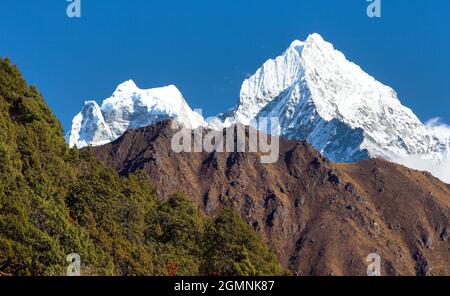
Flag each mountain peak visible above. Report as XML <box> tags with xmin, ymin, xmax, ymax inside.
<box><xmin>305</xmin><ymin>32</ymin><xmax>325</xmax><ymax>44</ymax></box>
<box><xmin>288</xmin><ymin>33</ymin><xmax>325</xmax><ymax>51</ymax></box>
<box><xmin>288</xmin><ymin>39</ymin><xmax>304</xmax><ymax>52</ymax></box>
<box><xmin>83</xmin><ymin>100</ymin><xmax>101</xmax><ymax>109</ymax></box>
<box><xmin>303</xmin><ymin>33</ymin><xmax>336</xmax><ymax>57</ymax></box>
<box><xmin>68</xmin><ymin>81</ymin><xmax>205</xmax><ymax>148</ymax></box>
<box><xmin>213</xmin><ymin>33</ymin><xmax>450</xmax><ymax>182</ymax></box>
<box><xmin>66</xmin><ymin>34</ymin><xmax>449</xmax><ymax>183</ymax></box>
<box><xmin>113</xmin><ymin>79</ymin><xmax>138</xmax><ymax>95</ymax></box>
<box><xmin>67</xmin><ymin>100</ymin><xmax>113</xmax><ymax>148</ymax></box>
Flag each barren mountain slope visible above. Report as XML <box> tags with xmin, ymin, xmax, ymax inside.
<box><xmin>90</xmin><ymin>120</ymin><xmax>450</xmax><ymax>275</ymax></box>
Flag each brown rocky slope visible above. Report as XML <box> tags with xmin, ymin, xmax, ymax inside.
<box><xmin>89</xmin><ymin>120</ymin><xmax>450</xmax><ymax>276</ymax></box>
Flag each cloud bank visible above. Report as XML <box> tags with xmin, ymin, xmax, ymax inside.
<box><xmin>425</xmin><ymin>117</ymin><xmax>450</xmax><ymax>139</ymax></box>
<box><xmin>390</xmin><ymin>117</ymin><xmax>450</xmax><ymax>184</ymax></box>
<box><xmin>393</xmin><ymin>154</ymin><xmax>450</xmax><ymax>184</ymax></box>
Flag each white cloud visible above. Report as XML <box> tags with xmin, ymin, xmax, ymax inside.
<box><xmin>392</xmin><ymin>154</ymin><xmax>450</xmax><ymax>184</ymax></box>
<box><xmin>390</xmin><ymin>118</ymin><xmax>450</xmax><ymax>183</ymax></box>
<box><xmin>425</xmin><ymin>117</ymin><xmax>450</xmax><ymax>139</ymax></box>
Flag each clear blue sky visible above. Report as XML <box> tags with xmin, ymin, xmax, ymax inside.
<box><xmin>0</xmin><ymin>0</ymin><xmax>449</xmax><ymax>131</ymax></box>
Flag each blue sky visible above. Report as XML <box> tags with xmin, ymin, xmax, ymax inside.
<box><xmin>0</xmin><ymin>0</ymin><xmax>449</xmax><ymax>131</ymax></box>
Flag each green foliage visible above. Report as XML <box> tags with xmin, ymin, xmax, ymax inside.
<box><xmin>145</xmin><ymin>193</ymin><xmax>204</xmax><ymax>275</ymax></box>
<box><xmin>0</xmin><ymin>58</ymin><xmax>281</xmax><ymax>275</ymax></box>
<box><xmin>203</xmin><ymin>207</ymin><xmax>281</xmax><ymax>276</ymax></box>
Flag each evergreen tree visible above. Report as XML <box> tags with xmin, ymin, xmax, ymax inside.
<box><xmin>0</xmin><ymin>58</ymin><xmax>281</xmax><ymax>276</ymax></box>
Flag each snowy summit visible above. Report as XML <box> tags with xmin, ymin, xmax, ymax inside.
<box><xmin>67</xmin><ymin>80</ymin><xmax>204</xmax><ymax>148</ymax></box>
<box><xmin>211</xmin><ymin>33</ymin><xmax>450</xmax><ymax>182</ymax></box>
<box><xmin>67</xmin><ymin>33</ymin><xmax>450</xmax><ymax>183</ymax></box>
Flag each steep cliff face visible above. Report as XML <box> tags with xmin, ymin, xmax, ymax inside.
<box><xmin>91</xmin><ymin>120</ymin><xmax>450</xmax><ymax>276</ymax></box>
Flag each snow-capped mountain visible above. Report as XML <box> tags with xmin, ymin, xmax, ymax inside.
<box><xmin>68</xmin><ymin>80</ymin><xmax>204</xmax><ymax>148</ymax></box>
<box><xmin>67</xmin><ymin>100</ymin><xmax>114</xmax><ymax>148</ymax></box>
<box><xmin>212</xmin><ymin>33</ymin><xmax>450</xmax><ymax>180</ymax></box>
<box><xmin>67</xmin><ymin>33</ymin><xmax>449</xmax><ymax>182</ymax></box>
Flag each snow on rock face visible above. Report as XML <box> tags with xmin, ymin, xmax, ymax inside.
<box><xmin>67</xmin><ymin>100</ymin><xmax>113</xmax><ymax>149</ymax></box>
<box><xmin>68</xmin><ymin>80</ymin><xmax>204</xmax><ymax>148</ymax></box>
<box><xmin>213</xmin><ymin>33</ymin><xmax>450</xmax><ymax>180</ymax></box>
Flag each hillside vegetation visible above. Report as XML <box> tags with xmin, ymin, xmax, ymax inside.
<box><xmin>0</xmin><ymin>58</ymin><xmax>281</xmax><ymax>276</ymax></box>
